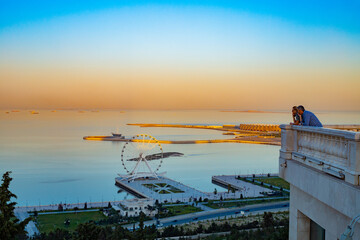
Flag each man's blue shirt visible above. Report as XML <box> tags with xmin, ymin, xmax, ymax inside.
<box><xmin>301</xmin><ymin>110</ymin><xmax>323</xmax><ymax>127</ymax></box>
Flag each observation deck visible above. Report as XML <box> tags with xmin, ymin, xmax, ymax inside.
<box><xmin>279</xmin><ymin>125</ymin><xmax>360</xmax><ymax>239</ymax></box>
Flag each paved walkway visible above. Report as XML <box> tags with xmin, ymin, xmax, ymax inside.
<box><xmin>210</xmin><ymin>196</ymin><xmax>288</xmax><ymax>204</ymax></box>
<box><xmin>37</xmin><ymin>209</ymin><xmax>100</xmax><ymax>215</ymax></box>
<box><xmin>116</xmin><ymin>176</ymin><xmax>209</xmax><ymax>202</ymax></box>
<box><xmin>212</xmin><ymin>175</ymin><xmax>272</xmax><ymax>197</ymax></box>
<box><xmin>14</xmin><ymin>211</ymin><xmax>39</xmax><ymax>237</ymax></box>
<box><xmin>15</xmin><ymin>201</ymin><xmax>122</xmax><ymax>212</ymax></box>
<box><xmin>123</xmin><ymin>201</ymin><xmax>289</xmax><ymax>229</ymax></box>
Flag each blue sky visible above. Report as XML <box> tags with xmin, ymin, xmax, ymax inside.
<box><xmin>0</xmin><ymin>1</ymin><xmax>359</xmax><ymax>110</ymax></box>
<box><xmin>1</xmin><ymin>0</ymin><xmax>359</xmax><ymax>33</ymax></box>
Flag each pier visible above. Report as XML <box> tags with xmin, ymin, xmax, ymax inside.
<box><xmin>115</xmin><ymin>176</ymin><xmax>209</xmax><ymax>203</ymax></box>
<box><xmin>212</xmin><ymin>175</ymin><xmax>273</xmax><ymax>198</ymax></box>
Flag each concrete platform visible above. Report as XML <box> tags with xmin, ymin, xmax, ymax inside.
<box><xmin>115</xmin><ymin>176</ymin><xmax>209</xmax><ymax>203</ymax></box>
<box><xmin>212</xmin><ymin>175</ymin><xmax>272</xmax><ymax>198</ymax></box>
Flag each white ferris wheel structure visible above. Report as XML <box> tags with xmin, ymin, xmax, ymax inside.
<box><xmin>119</xmin><ymin>134</ymin><xmax>166</xmax><ymax>181</ymax></box>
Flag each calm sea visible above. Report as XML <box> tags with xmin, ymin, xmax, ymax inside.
<box><xmin>1</xmin><ymin>110</ymin><xmax>359</xmax><ymax>206</ymax></box>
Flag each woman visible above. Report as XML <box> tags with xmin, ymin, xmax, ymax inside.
<box><xmin>291</xmin><ymin>106</ymin><xmax>301</xmax><ymax>125</ymax></box>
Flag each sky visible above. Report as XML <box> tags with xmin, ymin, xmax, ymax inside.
<box><xmin>0</xmin><ymin>1</ymin><xmax>359</xmax><ymax>111</ymax></box>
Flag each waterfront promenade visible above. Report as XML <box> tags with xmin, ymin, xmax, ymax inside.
<box><xmin>15</xmin><ymin>200</ymin><xmax>124</xmax><ymax>213</ymax></box>
<box><xmin>115</xmin><ymin>175</ymin><xmax>274</xmax><ymax>203</ymax></box>
<box><xmin>212</xmin><ymin>175</ymin><xmax>272</xmax><ymax>197</ymax></box>
<box><xmin>115</xmin><ymin>176</ymin><xmax>210</xmax><ymax>202</ymax></box>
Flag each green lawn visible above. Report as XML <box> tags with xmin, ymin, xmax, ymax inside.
<box><xmin>254</xmin><ymin>177</ymin><xmax>290</xmax><ymax>190</ymax></box>
<box><xmin>167</xmin><ymin>185</ymin><xmax>184</xmax><ymax>193</ymax></box>
<box><xmin>36</xmin><ymin>211</ymin><xmax>107</xmax><ymax>233</ymax></box>
<box><xmin>204</xmin><ymin>198</ymin><xmax>288</xmax><ymax>209</ymax></box>
<box><xmin>156</xmin><ymin>183</ymin><xmax>167</xmax><ymax>187</ymax></box>
<box><xmin>160</xmin><ymin>205</ymin><xmax>202</xmax><ymax>218</ymax></box>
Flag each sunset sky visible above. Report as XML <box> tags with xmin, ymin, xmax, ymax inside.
<box><xmin>1</xmin><ymin>1</ymin><xmax>359</xmax><ymax>111</ymax></box>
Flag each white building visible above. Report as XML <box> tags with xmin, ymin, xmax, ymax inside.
<box><xmin>114</xmin><ymin>198</ymin><xmax>157</xmax><ymax>217</ymax></box>
<box><xmin>279</xmin><ymin>125</ymin><xmax>360</xmax><ymax>240</ymax></box>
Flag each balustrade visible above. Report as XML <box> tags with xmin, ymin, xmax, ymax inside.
<box><xmin>239</xmin><ymin>124</ymin><xmax>281</xmax><ymax>132</ymax></box>
<box><xmin>280</xmin><ymin>125</ymin><xmax>360</xmax><ymax>185</ymax></box>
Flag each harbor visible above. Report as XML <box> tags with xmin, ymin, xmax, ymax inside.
<box><xmin>115</xmin><ymin>176</ymin><xmax>209</xmax><ymax>202</ymax></box>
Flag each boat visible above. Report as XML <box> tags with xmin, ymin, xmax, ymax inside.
<box><xmin>112</xmin><ymin>133</ymin><xmax>125</xmax><ymax>139</ymax></box>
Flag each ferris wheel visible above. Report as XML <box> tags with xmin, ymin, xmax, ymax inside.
<box><xmin>119</xmin><ymin>134</ymin><xmax>165</xmax><ymax>180</ymax></box>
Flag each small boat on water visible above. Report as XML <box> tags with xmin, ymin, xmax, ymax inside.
<box><xmin>112</xmin><ymin>133</ymin><xmax>125</xmax><ymax>139</ymax></box>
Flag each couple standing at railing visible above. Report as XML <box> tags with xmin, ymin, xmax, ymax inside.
<box><xmin>291</xmin><ymin>105</ymin><xmax>323</xmax><ymax>127</ymax></box>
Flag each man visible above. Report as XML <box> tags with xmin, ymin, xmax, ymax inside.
<box><xmin>297</xmin><ymin>105</ymin><xmax>323</xmax><ymax>127</ymax></box>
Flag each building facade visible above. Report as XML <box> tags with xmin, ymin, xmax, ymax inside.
<box><xmin>279</xmin><ymin>125</ymin><xmax>360</xmax><ymax>240</ymax></box>
<box><xmin>114</xmin><ymin>198</ymin><xmax>157</xmax><ymax>217</ymax></box>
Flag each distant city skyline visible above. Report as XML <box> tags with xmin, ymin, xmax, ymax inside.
<box><xmin>1</xmin><ymin>1</ymin><xmax>359</xmax><ymax>111</ymax></box>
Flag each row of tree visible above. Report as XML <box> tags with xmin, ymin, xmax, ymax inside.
<box><xmin>1</xmin><ymin>171</ymin><xmax>289</xmax><ymax>240</ymax></box>
<box><xmin>0</xmin><ymin>171</ymin><xmax>32</xmax><ymax>240</ymax></box>
<box><xmin>30</xmin><ymin>212</ymin><xmax>288</xmax><ymax>240</ymax></box>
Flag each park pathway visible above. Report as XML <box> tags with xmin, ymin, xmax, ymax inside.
<box><xmin>14</xmin><ymin>210</ymin><xmax>39</xmax><ymax>237</ymax></box>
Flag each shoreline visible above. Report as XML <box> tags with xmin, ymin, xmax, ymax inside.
<box><xmin>84</xmin><ymin>123</ymin><xmax>282</xmax><ymax>146</ymax></box>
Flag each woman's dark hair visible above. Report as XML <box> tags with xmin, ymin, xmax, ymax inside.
<box><xmin>292</xmin><ymin>106</ymin><xmax>298</xmax><ymax>111</ymax></box>
<box><xmin>297</xmin><ymin>105</ymin><xmax>305</xmax><ymax>111</ymax></box>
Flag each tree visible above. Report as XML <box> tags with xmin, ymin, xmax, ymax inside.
<box><xmin>146</xmin><ymin>204</ymin><xmax>155</xmax><ymax>216</ymax></box>
<box><xmin>0</xmin><ymin>171</ymin><xmax>31</xmax><ymax>240</ymax></box>
<box><xmin>75</xmin><ymin>222</ymin><xmax>101</xmax><ymax>240</ymax></box>
<box><xmin>107</xmin><ymin>202</ymin><xmax>112</xmax><ymax>209</ymax></box>
<box><xmin>58</xmin><ymin>204</ymin><xmax>63</xmax><ymax>211</ymax></box>
<box><xmin>262</xmin><ymin>212</ymin><xmax>275</xmax><ymax>228</ymax></box>
<box><xmin>196</xmin><ymin>224</ymin><xmax>203</xmax><ymax>233</ymax></box>
<box><xmin>227</xmin><ymin>184</ymin><xmax>231</xmax><ymax>193</ymax></box>
<box><xmin>213</xmin><ymin>188</ymin><xmax>217</xmax><ymax>195</ymax></box>
<box><xmin>137</xmin><ymin>211</ymin><xmax>146</xmax><ymax>239</ymax></box>
<box><xmin>84</xmin><ymin>202</ymin><xmax>87</xmax><ymax>210</ymax></box>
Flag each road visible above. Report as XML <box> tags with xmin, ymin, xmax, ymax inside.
<box><xmin>124</xmin><ymin>201</ymin><xmax>289</xmax><ymax>230</ymax></box>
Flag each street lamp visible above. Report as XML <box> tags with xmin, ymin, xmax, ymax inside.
<box><xmin>340</xmin><ymin>214</ymin><xmax>360</xmax><ymax>240</ymax></box>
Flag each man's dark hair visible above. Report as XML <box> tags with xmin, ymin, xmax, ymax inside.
<box><xmin>297</xmin><ymin>105</ymin><xmax>305</xmax><ymax>111</ymax></box>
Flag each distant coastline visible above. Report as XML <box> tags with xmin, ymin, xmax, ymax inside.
<box><xmin>83</xmin><ymin>123</ymin><xmax>282</xmax><ymax>146</ymax></box>
<box><xmin>220</xmin><ymin>110</ymin><xmax>285</xmax><ymax>114</ymax></box>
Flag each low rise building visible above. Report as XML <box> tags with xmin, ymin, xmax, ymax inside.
<box><xmin>115</xmin><ymin>198</ymin><xmax>157</xmax><ymax>217</ymax></box>
<box><xmin>279</xmin><ymin>125</ymin><xmax>360</xmax><ymax>240</ymax></box>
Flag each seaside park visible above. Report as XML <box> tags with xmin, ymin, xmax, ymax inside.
<box><xmin>16</xmin><ymin>133</ymin><xmax>291</xmax><ymax>236</ymax></box>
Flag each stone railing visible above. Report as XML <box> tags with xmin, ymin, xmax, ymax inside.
<box><xmin>239</xmin><ymin>124</ymin><xmax>281</xmax><ymax>132</ymax></box>
<box><xmin>279</xmin><ymin>125</ymin><xmax>360</xmax><ymax>185</ymax></box>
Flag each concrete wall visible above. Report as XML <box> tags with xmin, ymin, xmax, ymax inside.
<box><xmin>279</xmin><ymin>125</ymin><xmax>360</xmax><ymax>239</ymax></box>
<box><xmin>290</xmin><ymin>183</ymin><xmax>360</xmax><ymax>240</ymax></box>
<box><xmin>281</xmin><ymin>160</ymin><xmax>360</xmax><ymax>239</ymax></box>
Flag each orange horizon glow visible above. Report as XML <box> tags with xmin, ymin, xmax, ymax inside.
<box><xmin>1</xmin><ymin>6</ymin><xmax>359</xmax><ymax>111</ymax></box>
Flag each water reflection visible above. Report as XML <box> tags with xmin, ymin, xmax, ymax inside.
<box><xmin>0</xmin><ymin>110</ymin><xmax>359</xmax><ymax>206</ymax></box>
